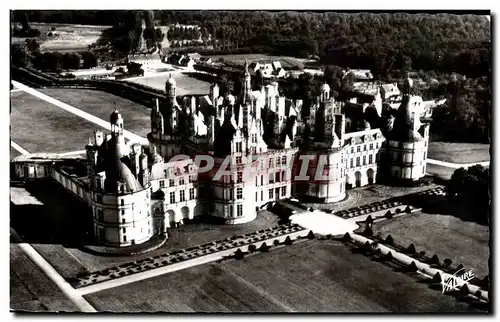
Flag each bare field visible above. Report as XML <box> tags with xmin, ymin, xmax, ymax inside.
<box><xmin>206</xmin><ymin>53</ymin><xmax>312</xmax><ymax>68</ymax></box>
<box><xmin>85</xmin><ymin>240</ymin><xmax>484</xmax><ymax>313</ymax></box>
<box><xmin>39</xmin><ymin>88</ymin><xmax>151</xmax><ymax>138</ymax></box>
<box><xmin>10</xmin><ymin>244</ymin><xmax>79</xmax><ymax>312</ymax></box>
<box><xmin>428</xmin><ymin>142</ymin><xmax>490</xmax><ymax>164</ymax></box>
<box><xmin>125</xmin><ymin>72</ymin><xmax>212</xmax><ymax>96</ymax></box>
<box><xmin>373</xmin><ymin>211</ymin><xmax>490</xmax><ymax>278</ymax></box>
<box><xmin>302</xmin><ymin>183</ymin><xmax>441</xmax><ymax>212</ymax></box>
<box><xmin>10</xmin><ymin>91</ymin><xmax>106</xmax><ymax>153</ymax></box>
<box><xmin>29</xmin><ymin>22</ymin><xmax>108</xmax><ymax>53</ymax></box>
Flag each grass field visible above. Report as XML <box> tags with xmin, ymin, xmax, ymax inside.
<box><xmin>373</xmin><ymin>211</ymin><xmax>490</xmax><ymax>278</ymax></box>
<box><xmin>302</xmin><ymin>183</ymin><xmax>440</xmax><ymax>212</ymax></box>
<box><xmin>10</xmin><ymin>243</ymin><xmax>79</xmax><ymax>312</ymax></box>
<box><xmin>206</xmin><ymin>53</ymin><xmax>312</xmax><ymax>69</ymax></box>
<box><xmin>125</xmin><ymin>72</ymin><xmax>212</xmax><ymax>96</ymax></box>
<box><xmin>10</xmin><ymin>91</ymin><xmax>106</xmax><ymax>153</ymax></box>
<box><xmin>39</xmin><ymin>88</ymin><xmax>151</xmax><ymax>138</ymax></box>
<box><xmin>85</xmin><ymin>239</ymin><xmax>484</xmax><ymax>312</ymax></box>
<box><xmin>428</xmin><ymin>142</ymin><xmax>490</xmax><ymax>164</ymax></box>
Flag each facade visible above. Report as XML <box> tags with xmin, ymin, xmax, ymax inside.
<box><xmin>12</xmin><ymin>66</ymin><xmax>431</xmax><ymax>248</ymax></box>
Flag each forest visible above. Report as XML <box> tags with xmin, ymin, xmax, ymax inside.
<box><xmin>15</xmin><ymin>10</ymin><xmax>491</xmax><ymax>77</ymax></box>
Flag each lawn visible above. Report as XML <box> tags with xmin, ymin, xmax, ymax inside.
<box><xmin>372</xmin><ymin>210</ymin><xmax>490</xmax><ymax>279</ymax></box>
<box><xmin>39</xmin><ymin>88</ymin><xmax>151</xmax><ymax>138</ymax></box>
<box><xmin>206</xmin><ymin>53</ymin><xmax>312</xmax><ymax>69</ymax></box>
<box><xmin>10</xmin><ymin>91</ymin><xmax>106</xmax><ymax>154</ymax></box>
<box><xmin>11</xmin><ymin>179</ymin><xmax>281</xmax><ymax>275</ymax></box>
<box><xmin>428</xmin><ymin>142</ymin><xmax>490</xmax><ymax>164</ymax></box>
<box><xmin>302</xmin><ymin>183</ymin><xmax>441</xmax><ymax>212</ymax></box>
<box><xmin>125</xmin><ymin>72</ymin><xmax>212</xmax><ymax>96</ymax></box>
<box><xmin>10</xmin><ymin>243</ymin><xmax>79</xmax><ymax>312</ymax></box>
<box><xmin>10</xmin><ymin>147</ymin><xmax>21</xmax><ymax>160</ymax></box>
<box><xmin>84</xmin><ymin>239</ymin><xmax>485</xmax><ymax>312</ymax></box>
<box><xmin>426</xmin><ymin>163</ymin><xmax>457</xmax><ymax>180</ymax></box>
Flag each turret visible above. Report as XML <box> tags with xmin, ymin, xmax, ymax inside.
<box><xmin>320</xmin><ymin>83</ymin><xmax>331</xmax><ymax>102</ymax></box>
<box><xmin>94</xmin><ymin>130</ymin><xmax>104</xmax><ymax>147</ymax></box>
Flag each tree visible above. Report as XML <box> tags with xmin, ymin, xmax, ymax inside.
<box><xmin>62</xmin><ymin>53</ymin><xmax>81</xmax><ymax>70</ymax></box>
<box><xmin>81</xmin><ymin>51</ymin><xmax>97</xmax><ymax>69</ymax></box>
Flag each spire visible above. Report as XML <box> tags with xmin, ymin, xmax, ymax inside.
<box><xmin>244</xmin><ymin>59</ymin><xmax>250</xmax><ymax>76</ymax></box>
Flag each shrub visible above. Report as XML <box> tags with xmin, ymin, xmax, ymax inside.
<box><xmin>428</xmin><ymin>254</ymin><xmax>440</xmax><ymax>265</ymax></box>
<box><xmin>363</xmin><ymin>226</ymin><xmax>373</xmax><ymax>237</ymax></box>
<box><xmin>385</xmin><ymin>235</ymin><xmax>394</xmax><ymax>245</ymax></box>
<box><xmin>259</xmin><ymin>243</ymin><xmax>269</xmax><ymax>252</ymax></box>
<box><xmin>284</xmin><ymin>236</ymin><xmax>293</xmax><ymax>245</ymax></box>
<box><xmin>405</xmin><ymin>205</ymin><xmax>412</xmax><ymax>213</ymax></box>
<box><xmin>307</xmin><ymin>231</ymin><xmax>315</xmax><ymax>239</ymax></box>
<box><xmin>273</xmin><ymin>239</ymin><xmax>280</xmax><ymax>246</ymax></box>
<box><xmin>248</xmin><ymin>244</ymin><xmax>257</xmax><ymax>252</ymax></box>
<box><xmin>443</xmin><ymin>258</ymin><xmax>452</xmax><ymax>267</ymax></box>
<box><xmin>342</xmin><ymin>232</ymin><xmax>351</xmax><ymax>242</ymax></box>
<box><xmin>385</xmin><ymin>210</ymin><xmax>393</xmax><ymax>219</ymax></box>
<box><xmin>234</xmin><ymin>248</ymin><xmax>244</xmax><ymax>260</ymax></box>
<box><xmin>366</xmin><ymin>215</ymin><xmax>374</xmax><ymax>224</ymax></box>
<box><xmin>406</xmin><ymin>243</ymin><xmax>416</xmax><ymax>254</ymax></box>
<box><xmin>395</xmin><ymin>208</ymin><xmax>402</xmax><ymax>214</ymax></box>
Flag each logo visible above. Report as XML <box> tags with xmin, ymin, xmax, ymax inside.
<box><xmin>442</xmin><ymin>268</ymin><xmax>475</xmax><ymax>294</ymax></box>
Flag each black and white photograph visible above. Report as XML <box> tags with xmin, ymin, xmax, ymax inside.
<box><xmin>9</xmin><ymin>8</ymin><xmax>492</xmax><ymax>314</ymax></box>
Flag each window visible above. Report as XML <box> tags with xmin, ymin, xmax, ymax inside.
<box><xmin>160</xmin><ymin>180</ymin><xmax>165</xmax><ymax>188</ymax></box>
<box><xmin>237</xmin><ymin>188</ymin><xmax>243</xmax><ymax>199</ymax></box>
<box><xmin>121</xmin><ymin>210</ymin><xmax>125</xmax><ymax>215</ymax></box>
<box><xmin>122</xmin><ymin>218</ymin><xmax>125</xmax><ymax>224</ymax></box>
<box><xmin>169</xmin><ymin>179</ymin><xmax>174</xmax><ymax>187</ymax></box>
<box><xmin>369</xmin><ymin>154</ymin><xmax>373</xmax><ymax>164</ymax></box>
<box><xmin>269</xmin><ymin>189</ymin><xmax>274</xmax><ymax>199</ymax></box>
<box><xmin>96</xmin><ymin>194</ymin><xmax>102</xmax><ymax>203</ymax></box>
<box><xmin>356</xmin><ymin>157</ymin><xmax>360</xmax><ymax>167</ymax></box>
<box><xmin>189</xmin><ymin>188</ymin><xmax>195</xmax><ymax>200</ymax></box>
<box><xmin>269</xmin><ymin>172</ymin><xmax>274</xmax><ymax>183</ymax></box>
<box><xmin>261</xmin><ymin>175</ymin><xmax>263</xmax><ymax>185</ymax></box>
<box><xmin>261</xmin><ymin>190</ymin><xmax>263</xmax><ymax>201</ymax></box>
<box><xmin>357</xmin><ymin>146</ymin><xmax>361</xmax><ymax>152</ymax></box>
<box><xmin>370</xmin><ymin>143</ymin><xmax>373</xmax><ymax>150</ymax></box>
<box><xmin>237</xmin><ymin>204</ymin><xmax>243</xmax><ymax>217</ymax></box>
<box><xmin>122</xmin><ymin>228</ymin><xmax>126</xmax><ymax>234</ymax></box>
<box><xmin>269</xmin><ymin>158</ymin><xmax>273</xmax><ymax>169</ymax></box>
<box><xmin>277</xmin><ymin>157</ymin><xmax>281</xmax><ymax>166</ymax></box>
<box><xmin>236</xmin><ymin>156</ymin><xmax>242</xmax><ymax>164</ymax></box>
<box><xmin>180</xmin><ymin>190</ymin><xmax>185</xmax><ymax>202</ymax></box>
<box><xmin>179</xmin><ymin>177</ymin><xmax>184</xmax><ymax>185</ymax></box>
<box><xmin>237</xmin><ymin>172</ymin><xmax>243</xmax><ymax>183</ymax></box>
<box><xmin>236</xmin><ymin>142</ymin><xmax>242</xmax><ymax>152</ymax></box>
<box><xmin>229</xmin><ymin>189</ymin><xmax>233</xmax><ymax>200</ymax></box>
<box><xmin>255</xmin><ymin>192</ymin><xmax>258</xmax><ymax>202</ymax></box>
<box><xmin>351</xmin><ymin>147</ymin><xmax>354</xmax><ymax>153</ymax></box>
<box><xmin>282</xmin><ymin>156</ymin><xmax>287</xmax><ymax>165</ymax></box>
<box><xmin>276</xmin><ymin>172</ymin><xmax>280</xmax><ymax>182</ymax></box>
<box><xmin>350</xmin><ymin>159</ymin><xmax>353</xmax><ymax>168</ymax></box>
<box><xmin>169</xmin><ymin>192</ymin><xmax>175</xmax><ymax>204</ymax></box>
<box><xmin>363</xmin><ymin>156</ymin><xmax>366</xmax><ymax>165</ymax></box>
<box><xmin>364</xmin><ymin>145</ymin><xmax>367</xmax><ymax>151</ymax></box>
<box><xmin>121</xmin><ymin>199</ymin><xmax>124</xmax><ymax>206</ymax></box>
<box><xmin>376</xmin><ymin>143</ymin><xmax>379</xmax><ymax>149</ymax></box>
<box><xmin>281</xmin><ymin>186</ymin><xmax>286</xmax><ymax>197</ymax></box>
<box><xmin>97</xmin><ymin>209</ymin><xmax>103</xmax><ymax>221</ymax></box>
<box><xmin>123</xmin><ymin>235</ymin><xmax>127</xmax><ymax>242</ymax></box>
